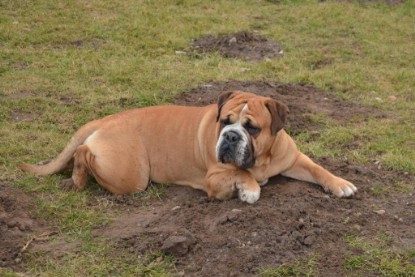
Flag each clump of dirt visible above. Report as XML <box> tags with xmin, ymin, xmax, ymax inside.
<box><xmin>192</xmin><ymin>31</ymin><xmax>283</xmax><ymax>61</ymax></box>
<box><xmin>171</xmin><ymin>80</ymin><xmax>386</xmax><ymax>135</ymax></box>
<box><xmin>0</xmin><ymin>183</ymin><xmax>46</xmax><ymax>269</ymax></box>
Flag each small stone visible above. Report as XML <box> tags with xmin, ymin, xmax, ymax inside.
<box><xmin>14</xmin><ymin>257</ymin><xmax>22</xmax><ymax>264</ymax></box>
<box><xmin>175</xmin><ymin>50</ymin><xmax>186</xmax><ymax>55</ymax></box>
<box><xmin>291</xmin><ymin>230</ymin><xmax>302</xmax><ymax>240</ymax></box>
<box><xmin>388</xmin><ymin>95</ymin><xmax>397</xmax><ymax>101</ymax></box>
<box><xmin>227</xmin><ymin>213</ymin><xmax>238</xmax><ymax>222</ymax></box>
<box><xmin>161</xmin><ymin>232</ymin><xmax>195</xmax><ymax>256</ymax></box>
<box><xmin>374</xmin><ymin>209</ymin><xmax>386</xmax><ymax>215</ymax></box>
<box><xmin>231</xmin><ymin>209</ymin><xmax>242</xmax><ymax>213</ymax></box>
<box><xmin>7</xmin><ymin>220</ymin><xmax>18</xmax><ymax>229</ymax></box>
<box><xmin>228</xmin><ymin>37</ymin><xmax>237</xmax><ymax>45</ymax></box>
<box><xmin>217</xmin><ymin>215</ymin><xmax>228</xmax><ymax>225</ymax></box>
<box><xmin>374</xmin><ymin>97</ymin><xmax>383</xmax><ymax>103</ymax></box>
<box><xmin>303</xmin><ymin>235</ymin><xmax>315</xmax><ymax>246</ymax></box>
<box><xmin>353</xmin><ymin>224</ymin><xmax>362</xmax><ymax>231</ymax></box>
<box><xmin>252</xmin><ymin>232</ymin><xmax>258</xmax><ymax>237</ymax></box>
<box><xmin>171</xmin><ymin>206</ymin><xmax>181</xmax><ymax>211</ymax></box>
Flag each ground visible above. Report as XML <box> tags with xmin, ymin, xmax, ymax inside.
<box><xmin>1</xmin><ymin>81</ymin><xmax>414</xmax><ymax>276</ymax></box>
<box><xmin>1</xmin><ymin>0</ymin><xmax>414</xmax><ymax>276</ymax></box>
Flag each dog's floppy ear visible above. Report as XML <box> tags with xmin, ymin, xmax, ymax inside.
<box><xmin>216</xmin><ymin>91</ymin><xmax>235</xmax><ymax>122</ymax></box>
<box><xmin>265</xmin><ymin>99</ymin><xmax>289</xmax><ymax>135</ymax></box>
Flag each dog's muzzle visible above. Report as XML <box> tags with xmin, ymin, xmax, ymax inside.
<box><xmin>216</xmin><ymin>129</ymin><xmax>255</xmax><ymax>169</ymax></box>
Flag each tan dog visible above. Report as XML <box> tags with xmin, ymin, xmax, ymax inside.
<box><xmin>19</xmin><ymin>91</ymin><xmax>357</xmax><ymax>203</ymax></box>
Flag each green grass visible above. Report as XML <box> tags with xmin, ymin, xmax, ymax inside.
<box><xmin>260</xmin><ymin>256</ymin><xmax>318</xmax><ymax>277</ymax></box>
<box><xmin>344</xmin><ymin>234</ymin><xmax>415</xmax><ymax>276</ymax></box>
<box><xmin>25</xmin><ymin>239</ymin><xmax>175</xmax><ymax>276</ymax></box>
<box><xmin>1</xmin><ymin>0</ymin><xmax>415</xmax><ymax>275</ymax></box>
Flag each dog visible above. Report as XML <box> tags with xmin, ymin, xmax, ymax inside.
<box><xmin>19</xmin><ymin>91</ymin><xmax>357</xmax><ymax>203</ymax></box>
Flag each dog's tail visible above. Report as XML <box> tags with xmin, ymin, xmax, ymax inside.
<box><xmin>18</xmin><ymin>119</ymin><xmax>102</xmax><ymax>176</ymax></box>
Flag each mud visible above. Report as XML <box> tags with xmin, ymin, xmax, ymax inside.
<box><xmin>192</xmin><ymin>31</ymin><xmax>283</xmax><ymax>61</ymax></box>
<box><xmin>3</xmin><ymin>81</ymin><xmax>414</xmax><ymax>276</ymax></box>
<box><xmin>0</xmin><ymin>182</ymin><xmax>46</xmax><ymax>269</ymax></box>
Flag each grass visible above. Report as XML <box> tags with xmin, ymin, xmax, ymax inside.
<box><xmin>344</xmin><ymin>234</ymin><xmax>415</xmax><ymax>276</ymax></box>
<box><xmin>260</xmin><ymin>256</ymin><xmax>318</xmax><ymax>277</ymax></box>
<box><xmin>1</xmin><ymin>0</ymin><xmax>414</xmax><ymax>275</ymax></box>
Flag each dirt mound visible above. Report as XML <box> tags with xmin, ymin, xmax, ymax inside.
<box><xmin>192</xmin><ymin>31</ymin><xmax>283</xmax><ymax>61</ymax></box>
<box><xmin>96</xmin><ymin>159</ymin><xmax>414</xmax><ymax>276</ymax></box>
<box><xmin>171</xmin><ymin>80</ymin><xmax>386</xmax><ymax>135</ymax></box>
<box><xmin>92</xmin><ymin>82</ymin><xmax>413</xmax><ymax>276</ymax></box>
<box><xmin>0</xmin><ymin>183</ymin><xmax>45</xmax><ymax>269</ymax></box>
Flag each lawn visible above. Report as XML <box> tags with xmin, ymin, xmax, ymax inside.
<box><xmin>1</xmin><ymin>0</ymin><xmax>414</xmax><ymax>276</ymax></box>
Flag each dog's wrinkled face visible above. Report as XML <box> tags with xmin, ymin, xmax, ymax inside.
<box><xmin>215</xmin><ymin>91</ymin><xmax>289</xmax><ymax>169</ymax></box>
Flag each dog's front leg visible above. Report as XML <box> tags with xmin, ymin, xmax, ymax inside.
<box><xmin>281</xmin><ymin>151</ymin><xmax>357</xmax><ymax>197</ymax></box>
<box><xmin>205</xmin><ymin>166</ymin><xmax>261</xmax><ymax>204</ymax></box>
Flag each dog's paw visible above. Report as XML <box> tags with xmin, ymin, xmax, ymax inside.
<box><xmin>60</xmin><ymin>178</ymin><xmax>75</xmax><ymax>191</ymax></box>
<box><xmin>238</xmin><ymin>188</ymin><xmax>260</xmax><ymax>204</ymax></box>
<box><xmin>329</xmin><ymin>178</ymin><xmax>357</xmax><ymax>198</ymax></box>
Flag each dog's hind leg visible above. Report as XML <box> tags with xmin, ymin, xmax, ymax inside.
<box><xmin>84</xmin><ymin>138</ymin><xmax>150</xmax><ymax>195</ymax></box>
<box><xmin>60</xmin><ymin>145</ymin><xmax>90</xmax><ymax>191</ymax></box>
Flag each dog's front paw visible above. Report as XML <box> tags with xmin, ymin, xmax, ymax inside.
<box><xmin>237</xmin><ymin>188</ymin><xmax>260</xmax><ymax>204</ymax></box>
<box><xmin>328</xmin><ymin>178</ymin><xmax>357</xmax><ymax>198</ymax></box>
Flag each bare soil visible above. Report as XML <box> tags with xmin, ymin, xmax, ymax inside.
<box><xmin>192</xmin><ymin>31</ymin><xmax>283</xmax><ymax>61</ymax></box>
<box><xmin>0</xmin><ymin>182</ymin><xmax>46</xmax><ymax>269</ymax></box>
<box><xmin>3</xmin><ymin>81</ymin><xmax>414</xmax><ymax>276</ymax></box>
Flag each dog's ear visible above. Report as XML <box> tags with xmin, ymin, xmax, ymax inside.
<box><xmin>265</xmin><ymin>99</ymin><xmax>289</xmax><ymax>135</ymax></box>
<box><xmin>216</xmin><ymin>91</ymin><xmax>235</xmax><ymax>122</ymax></box>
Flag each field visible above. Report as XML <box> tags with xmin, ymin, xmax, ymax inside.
<box><xmin>1</xmin><ymin>0</ymin><xmax>414</xmax><ymax>276</ymax></box>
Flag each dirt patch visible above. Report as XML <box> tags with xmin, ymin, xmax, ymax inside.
<box><xmin>0</xmin><ymin>182</ymin><xmax>46</xmax><ymax>269</ymax></box>
<box><xmin>192</xmin><ymin>31</ymin><xmax>283</xmax><ymax>61</ymax></box>
<box><xmin>10</xmin><ymin>110</ymin><xmax>40</xmax><ymax>122</ymax></box>
<box><xmin>51</xmin><ymin>38</ymin><xmax>105</xmax><ymax>49</ymax></box>
<box><xmin>171</xmin><ymin>80</ymin><xmax>386</xmax><ymax>135</ymax></box>
<box><xmin>91</xmin><ymin>82</ymin><xmax>412</xmax><ymax>276</ymax></box>
<box><xmin>95</xmin><ymin>159</ymin><xmax>414</xmax><ymax>276</ymax></box>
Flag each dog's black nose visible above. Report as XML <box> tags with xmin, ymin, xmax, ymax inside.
<box><xmin>224</xmin><ymin>131</ymin><xmax>240</xmax><ymax>144</ymax></box>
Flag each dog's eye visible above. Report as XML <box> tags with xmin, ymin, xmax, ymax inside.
<box><xmin>244</xmin><ymin>122</ymin><xmax>261</xmax><ymax>136</ymax></box>
<box><xmin>220</xmin><ymin>118</ymin><xmax>232</xmax><ymax>127</ymax></box>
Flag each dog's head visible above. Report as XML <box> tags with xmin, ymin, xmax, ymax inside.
<box><xmin>215</xmin><ymin>91</ymin><xmax>289</xmax><ymax>169</ymax></box>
